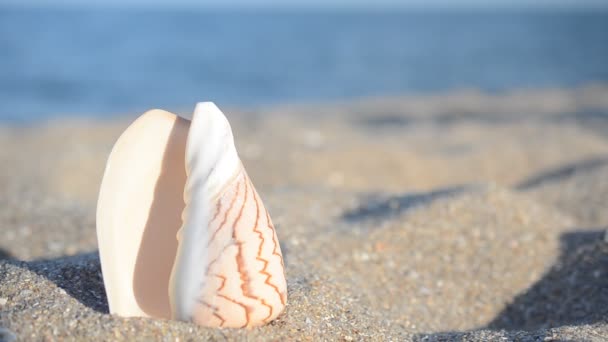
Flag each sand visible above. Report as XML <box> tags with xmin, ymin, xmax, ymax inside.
<box><xmin>1</xmin><ymin>84</ymin><xmax>608</xmax><ymax>341</ymax></box>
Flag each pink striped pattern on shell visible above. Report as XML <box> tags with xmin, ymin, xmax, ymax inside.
<box><xmin>192</xmin><ymin>168</ymin><xmax>286</xmax><ymax>328</ymax></box>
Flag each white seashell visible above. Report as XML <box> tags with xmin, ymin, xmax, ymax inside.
<box><xmin>96</xmin><ymin>102</ymin><xmax>287</xmax><ymax>328</ymax></box>
<box><xmin>96</xmin><ymin>109</ymin><xmax>188</xmax><ymax>319</ymax></box>
<box><xmin>169</xmin><ymin>102</ymin><xmax>287</xmax><ymax>328</ymax></box>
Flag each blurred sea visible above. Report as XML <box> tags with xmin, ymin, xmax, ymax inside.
<box><xmin>1</xmin><ymin>7</ymin><xmax>607</xmax><ymax>122</ymax></box>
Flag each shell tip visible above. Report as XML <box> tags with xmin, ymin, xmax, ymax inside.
<box><xmin>194</xmin><ymin>101</ymin><xmax>221</xmax><ymax>115</ymax></box>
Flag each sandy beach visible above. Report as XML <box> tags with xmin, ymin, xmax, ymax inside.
<box><xmin>1</xmin><ymin>85</ymin><xmax>608</xmax><ymax>341</ymax></box>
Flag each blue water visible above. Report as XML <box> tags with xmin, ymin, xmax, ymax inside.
<box><xmin>1</xmin><ymin>8</ymin><xmax>607</xmax><ymax>121</ymax></box>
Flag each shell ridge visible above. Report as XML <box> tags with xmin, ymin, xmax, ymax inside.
<box><xmin>232</xmin><ymin>178</ymin><xmax>257</xmax><ymax>328</ymax></box>
<box><xmin>250</xmin><ymin>181</ymin><xmax>275</xmax><ymax>323</ymax></box>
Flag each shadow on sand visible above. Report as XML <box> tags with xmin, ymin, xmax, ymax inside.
<box><xmin>0</xmin><ymin>249</ymin><xmax>13</xmax><ymax>261</ymax></box>
<box><xmin>517</xmin><ymin>156</ymin><xmax>608</xmax><ymax>190</ymax></box>
<box><xmin>416</xmin><ymin>229</ymin><xmax>608</xmax><ymax>340</ymax></box>
<box><xmin>355</xmin><ymin>108</ymin><xmax>608</xmax><ymax>132</ymax></box>
<box><xmin>2</xmin><ymin>251</ymin><xmax>109</xmax><ymax>314</ymax></box>
<box><xmin>341</xmin><ymin>186</ymin><xmax>468</xmax><ymax>223</ymax></box>
<box><xmin>487</xmin><ymin>230</ymin><xmax>608</xmax><ymax>331</ymax></box>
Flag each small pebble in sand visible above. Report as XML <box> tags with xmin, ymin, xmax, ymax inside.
<box><xmin>302</xmin><ymin>129</ymin><xmax>324</xmax><ymax>149</ymax></box>
<box><xmin>328</xmin><ymin>171</ymin><xmax>344</xmax><ymax>187</ymax></box>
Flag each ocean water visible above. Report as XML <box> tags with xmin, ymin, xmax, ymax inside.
<box><xmin>1</xmin><ymin>8</ymin><xmax>607</xmax><ymax>121</ymax></box>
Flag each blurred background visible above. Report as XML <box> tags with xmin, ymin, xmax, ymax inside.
<box><xmin>1</xmin><ymin>0</ymin><xmax>607</xmax><ymax>121</ymax></box>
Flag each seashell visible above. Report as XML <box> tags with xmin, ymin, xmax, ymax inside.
<box><xmin>96</xmin><ymin>102</ymin><xmax>287</xmax><ymax>328</ymax></box>
<box><xmin>96</xmin><ymin>108</ymin><xmax>188</xmax><ymax>319</ymax></box>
